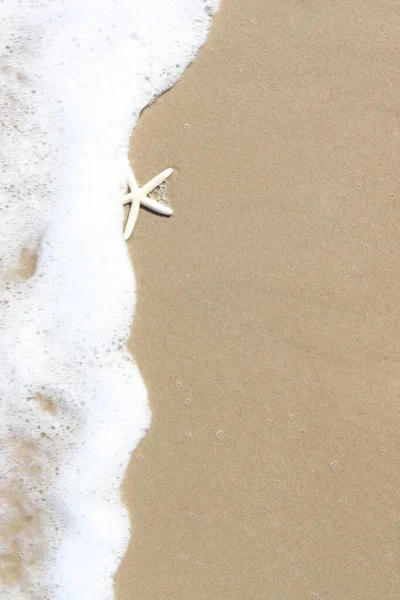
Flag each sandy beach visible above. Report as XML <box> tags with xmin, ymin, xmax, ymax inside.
<box><xmin>116</xmin><ymin>1</ymin><xmax>400</xmax><ymax>598</ymax></box>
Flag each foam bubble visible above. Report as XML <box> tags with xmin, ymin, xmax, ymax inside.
<box><xmin>0</xmin><ymin>0</ymin><xmax>218</xmax><ymax>597</ymax></box>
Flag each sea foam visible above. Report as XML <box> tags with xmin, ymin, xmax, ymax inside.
<box><xmin>0</xmin><ymin>1</ymin><xmax>218</xmax><ymax>598</ymax></box>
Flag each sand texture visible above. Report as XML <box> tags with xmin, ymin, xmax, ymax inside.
<box><xmin>116</xmin><ymin>1</ymin><xmax>400</xmax><ymax>598</ymax></box>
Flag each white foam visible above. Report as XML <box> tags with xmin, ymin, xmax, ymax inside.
<box><xmin>0</xmin><ymin>0</ymin><xmax>218</xmax><ymax>597</ymax></box>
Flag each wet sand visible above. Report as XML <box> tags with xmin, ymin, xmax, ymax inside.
<box><xmin>116</xmin><ymin>1</ymin><xmax>400</xmax><ymax>598</ymax></box>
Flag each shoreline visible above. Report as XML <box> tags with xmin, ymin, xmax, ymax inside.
<box><xmin>0</xmin><ymin>2</ymin><xmax>218</xmax><ymax>598</ymax></box>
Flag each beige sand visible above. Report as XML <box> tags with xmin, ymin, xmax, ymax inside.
<box><xmin>116</xmin><ymin>1</ymin><xmax>400</xmax><ymax>598</ymax></box>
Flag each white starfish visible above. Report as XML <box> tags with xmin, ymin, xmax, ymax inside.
<box><xmin>123</xmin><ymin>162</ymin><xmax>173</xmax><ymax>240</ymax></box>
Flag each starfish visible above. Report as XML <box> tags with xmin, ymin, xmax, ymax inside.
<box><xmin>123</xmin><ymin>162</ymin><xmax>173</xmax><ymax>240</ymax></box>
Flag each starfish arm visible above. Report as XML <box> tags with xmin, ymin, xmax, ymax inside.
<box><xmin>140</xmin><ymin>168</ymin><xmax>173</xmax><ymax>195</ymax></box>
<box><xmin>138</xmin><ymin>192</ymin><xmax>173</xmax><ymax>216</ymax></box>
<box><xmin>126</xmin><ymin>162</ymin><xmax>140</xmax><ymax>192</ymax></box>
<box><xmin>122</xmin><ymin>190</ymin><xmax>172</xmax><ymax>215</ymax></box>
<box><xmin>124</xmin><ymin>197</ymin><xmax>140</xmax><ymax>240</ymax></box>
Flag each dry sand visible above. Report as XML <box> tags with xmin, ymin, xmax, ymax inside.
<box><xmin>116</xmin><ymin>1</ymin><xmax>400</xmax><ymax>598</ymax></box>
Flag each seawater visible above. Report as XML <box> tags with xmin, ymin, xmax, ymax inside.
<box><xmin>0</xmin><ymin>1</ymin><xmax>218</xmax><ymax>598</ymax></box>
